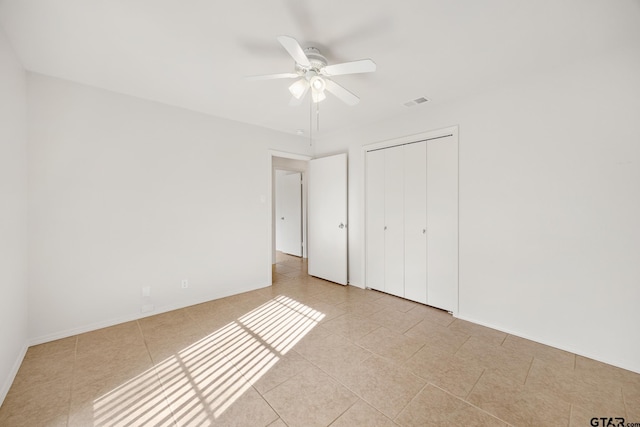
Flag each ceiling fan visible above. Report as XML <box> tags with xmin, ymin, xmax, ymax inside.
<box><xmin>247</xmin><ymin>35</ymin><xmax>376</xmax><ymax>106</ymax></box>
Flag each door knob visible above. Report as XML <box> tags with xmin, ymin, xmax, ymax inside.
<box><xmin>339</xmin><ymin>223</ymin><xmax>346</xmax><ymax>229</ymax></box>
<box><xmin>422</xmin><ymin>228</ymin><xmax>426</xmax><ymax>234</ymax></box>
<box><xmin>281</xmin><ymin>217</ymin><xmax>285</xmax><ymax>220</ymax></box>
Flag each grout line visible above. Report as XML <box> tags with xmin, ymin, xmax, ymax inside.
<box><xmin>523</xmin><ymin>356</ymin><xmax>535</xmax><ymax>385</ymax></box>
<box><xmin>255</xmin><ymin>381</ymin><xmax>285</xmax><ymax>426</ymax></box>
<box><xmin>326</xmin><ymin>398</ymin><xmax>359</xmax><ymax>426</ymax></box>
<box><xmin>465</xmin><ymin>367</ymin><xmax>486</xmax><ymax>399</ymax></box>
<box><xmin>430</xmin><ymin>382</ymin><xmax>514</xmax><ymax>426</ymax></box>
<box><xmin>500</xmin><ymin>333</ymin><xmax>508</xmax><ymax>346</ymax></box>
<box><xmin>393</xmin><ymin>382</ymin><xmax>430</xmax><ymax>422</ymax></box>
<box><xmin>453</xmin><ymin>334</ymin><xmax>472</xmax><ymax>356</ymax></box>
<box><xmin>65</xmin><ymin>335</ymin><xmax>79</xmax><ymax>427</ymax></box>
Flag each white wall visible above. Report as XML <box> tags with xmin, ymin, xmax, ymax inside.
<box><xmin>316</xmin><ymin>45</ymin><xmax>640</xmax><ymax>374</ymax></box>
<box><xmin>27</xmin><ymin>74</ymin><xmax>311</xmax><ymax>342</ymax></box>
<box><xmin>0</xmin><ymin>26</ymin><xmax>29</xmax><ymax>403</ymax></box>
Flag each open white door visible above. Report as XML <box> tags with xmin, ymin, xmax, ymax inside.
<box><xmin>308</xmin><ymin>153</ymin><xmax>348</xmax><ymax>285</ymax></box>
<box><xmin>275</xmin><ymin>171</ymin><xmax>302</xmax><ymax>256</ymax></box>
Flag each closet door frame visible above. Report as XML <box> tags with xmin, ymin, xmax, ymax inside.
<box><xmin>362</xmin><ymin>126</ymin><xmax>459</xmax><ymax>316</ymax></box>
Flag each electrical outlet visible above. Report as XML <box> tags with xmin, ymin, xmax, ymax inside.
<box><xmin>181</xmin><ymin>279</ymin><xmax>189</xmax><ymax>289</ymax></box>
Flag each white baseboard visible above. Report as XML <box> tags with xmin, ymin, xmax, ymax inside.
<box><xmin>29</xmin><ymin>281</ymin><xmax>271</xmax><ymax>346</ymax></box>
<box><xmin>455</xmin><ymin>314</ymin><xmax>640</xmax><ymax>375</ymax></box>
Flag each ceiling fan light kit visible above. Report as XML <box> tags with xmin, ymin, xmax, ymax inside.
<box><xmin>248</xmin><ymin>35</ymin><xmax>376</xmax><ymax>106</ymax></box>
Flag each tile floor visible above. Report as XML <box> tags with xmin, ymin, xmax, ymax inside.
<box><xmin>1</xmin><ymin>252</ymin><xmax>639</xmax><ymax>426</ymax></box>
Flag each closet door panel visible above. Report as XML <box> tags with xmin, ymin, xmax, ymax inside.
<box><xmin>365</xmin><ymin>150</ymin><xmax>386</xmax><ymax>291</ymax></box>
<box><xmin>384</xmin><ymin>145</ymin><xmax>405</xmax><ymax>297</ymax></box>
<box><xmin>404</xmin><ymin>142</ymin><xmax>428</xmax><ymax>304</ymax></box>
<box><xmin>426</xmin><ymin>138</ymin><xmax>458</xmax><ymax>311</ymax></box>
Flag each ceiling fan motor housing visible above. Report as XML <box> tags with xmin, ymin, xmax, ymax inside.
<box><xmin>298</xmin><ymin>47</ymin><xmax>327</xmax><ymax>73</ymax></box>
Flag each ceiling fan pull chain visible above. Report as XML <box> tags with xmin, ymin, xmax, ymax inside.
<box><xmin>316</xmin><ymin>101</ymin><xmax>320</xmax><ymax>132</ymax></box>
<box><xmin>309</xmin><ymin>93</ymin><xmax>313</xmax><ymax>146</ymax></box>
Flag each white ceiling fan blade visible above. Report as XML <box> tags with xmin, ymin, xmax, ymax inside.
<box><xmin>277</xmin><ymin>35</ymin><xmax>311</xmax><ymax>67</ymax></box>
<box><xmin>325</xmin><ymin>79</ymin><xmax>360</xmax><ymax>106</ymax></box>
<box><xmin>245</xmin><ymin>72</ymin><xmax>299</xmax><ymax>81</ymax></box>
<box><xmin>322</xmin><ymin>59</ymin><xmax>376</xmax><ymax>76</ymax></box>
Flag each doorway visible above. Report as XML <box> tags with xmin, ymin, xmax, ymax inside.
<box><xmin>275</xmin><ymin>170</ymin><xmax>302</xmax><ymax>257</ymax></box>
<box><xmin>271</xmin><ymin>154</ymin><xmax>310</xmax><ymax>285</ymax></box>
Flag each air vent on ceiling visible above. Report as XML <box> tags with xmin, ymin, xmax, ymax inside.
<box><xmin>403</xmin><ymin>97</ymin><xmax>429</xmax><ymax>107</ymax></box>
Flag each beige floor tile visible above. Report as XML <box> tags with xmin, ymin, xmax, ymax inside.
<box><xmin>138</xmin><ymin>308</ymin><xmax>198</xmax><ymax>335</ymax></box>
<box><xmin>455</xmin><ymin>336</ymin><xmax>533</xmax><ymax>384</ymax></box>
<box><xmin>73</xmin><ymin>341</ymin><xmax>153</xmax><ymax>388</ymax></box>
<box><xmin>371</xmin><ymin>307</ymin><xmax>424</xmax><ymax>334</ymax></box>
<box><xmin>301</xmin><ymin>297</ymin><xmax>347</xmax><ymax>323</ymax></box>
<box><xmin>431</xmin><ymin>356</ymin><xmax>486</xmax><ymax>398</ymax></box>
<box><xmin>142</xmin><ymin>324</ymin><xmax>209</xmax><ymax>365</ymax></box>
<box><xmin>188</xmin><ymin>304</ymin><xmax>247</xmax><ymax>334</ymax></box>
<box><xmin>569</xmin><ymin>405</ymin><xmax>600</xmax><ymax>427</ymax></box>
<box><xmin>336</xmin><ymin>355</ymin><xmax>426</xmax><ymax>419</ymax></box>
<box><xmin>9</xmin><ymin>347</ymin><xmax>75</xmax><ymax>394</ymax></box>
<box><xmin>576</xmin><ymin>355</ymin><xmax>640</xmax><ymax>391</ymax></box>
<box><xmin>69</xmin><ymin>366</ymin><xmax>175</xmax><ymax>427</ymax></box>
<box><xmin>184</xmin><ymin>296</ymin><xmax>235</xmax><ymax>318</ymax></box>
<box><xmin>375</xmin><ymin>293</ymin><xmax>421</xmax><ymax>312</ymax></box>
<box><xmin>263</xmin><ymin>366</ymin><xmax>358</xmax><ymax>427</ymax></box>
<box><xmin>468</xmin><ymin>369</ymin><xmax>571</xmax><ymax>426</ymax></box>
<box><xmin>405</xmin><ymin>344</ymin><xmax>457</xmax><ymax>377</ymax></box>
<box><xmin>321</xmin><ymin>313</ymin><xmax>381</xmax><ymax>341</ymax></box>
<box><xmin>525</xmin><ymin>358</ymin><xmax>627</xmax><ymax>415</ymax></box>
<box><xmin>156</xmin><ymin>346</ymin><xmax>264</xmax><ymax>426</ymax></box>
<box><xmin>343</xmin><ymin>286</ymin><xmax>386</xmax><ymax>304</ymax></box>
<box><xmin>6</xmin><ymin>252</ymin><xmax>639</xmax><ymax>427</ymax></box>
<box><xmin>272</xmin><ymin>272</ymin><xmax>295</xmax><ymax>284</ymax></box>
<box><xmin>404</xmin><ymin>319</ymin><xmax>470</xmax><ymax>354</ymax></box>
<box><xmin>623</xmin><ymin>382</ymin><xmax>640</xmax><ymax>419</ymax></box>
<box><xmin>196</xmin><ymin>386</ymin><xmax>279</xmax><ymax>427</ymax></box>
<box><xmin>405</xmin><ymin>346</ymin><xmax>485</xmax><ymax>398</ymax></box>
<box><xmin>448</xmin><ymin>319</ymin><xmax>507</xmax><ymax>346</ymax></box>
<box><xmin>406</xmin><ymin>304</ymin><xmax>455</xmax><ymax>326</ymax></box>
<box><xmin>501</xmin><ymin>334</ymin><xmax>575</xmax><ymax>372</ymax></box>
<box><xmin>24</xmin><ymin>336</ymin><xmax>77</xmax><ymax>359</ymax></box>
<box><xmin>239</xmin><ymin>349</ymin><xmax>315</xmax><ymax>394</ymax></box>
<box><xmin>335</xmin><ymin>299</ymin><xmax>386</xmax><ymax>318</ymax></box>
<box><xmin>274</xmin><ymin>263</ymin><xmax>297</xmax><ymax>274</ymax></box>
<box><xmin>223</xmin><ymin>289</ymin><xmax>275</xmax><ymax>313</ymax></box>
<box><xmin>311</xmin><ymin>285</ymin><xmax>350</xmax><ymax>305</ymax></box>
<box><xmin>266</xmin><ymin>283</ymin><xmax>324</xmax><ymax>302</ymax></box>
<box><xmin>294</xmin><ymin>331</ymin><xmax>372</xmax><ymax>378</ymax></box>
<box><xmin>77</xmin><ymin>321</ymin><xmax>144</xmax><ymax>356</ymax></box>
<box><xmin>331</xmin><ymin>399</ymin><xmax>396</xmax><ymax>427</ymax></box>
<box><xmin>356</xmin><ymin>327</ymin><xmax>424</xmax><ymax>363</ymax></box>
<box><xmin>395</xmin><ymin>384</ymin><xmax>507</xmax><ymax>427</ymax></box>
<box><xmin>230</xmin><ymin>295</ymin><xmax>326</xmax><ymax>357</ymax></box>
<box><xmin>0</xmin><ymin>379</ymin><xmax>71</xmax><ymax>427</ymax></box>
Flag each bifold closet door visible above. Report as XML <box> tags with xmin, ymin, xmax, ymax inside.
<box><xmin>404</xmin><ymin>142</ymin><xmax>427</xmax><ymax>303</ymax></box>
<box><xmin>384</xmin><ymin>145</ymin><xmax>405</xmax><ymax>297</ymax></box>
<box><xmin>365</xmin><ymin>149</ymin><xmax>385</xmax><ymax>292</ymax></box>
<box><xmin>426</xmin><ymin>138</ymin><xmax>458</xmax><ymax>311</ymax></box>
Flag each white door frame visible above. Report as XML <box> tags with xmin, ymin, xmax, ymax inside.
<box><xmin>267</xmin><ymin>150</ymin><xmax>312</xmax><ymax>280</ymax></box>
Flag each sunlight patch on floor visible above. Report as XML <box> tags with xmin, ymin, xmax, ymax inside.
<box><xmin>92</xmin><ymin>295</ymin><xmax>325</xmax><ymax>426</ymax></box>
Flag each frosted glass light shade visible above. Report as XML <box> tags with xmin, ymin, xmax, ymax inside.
<box><xmin>289</xmin><ymin>79</ymin><xmax>309</xmax><ymax>99</ymax></box>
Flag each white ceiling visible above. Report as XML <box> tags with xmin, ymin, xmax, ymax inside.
<box><xmin>1</xmin><ymin>0</ymin><xmax>639</xmax><ymax>137</ymax></box>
